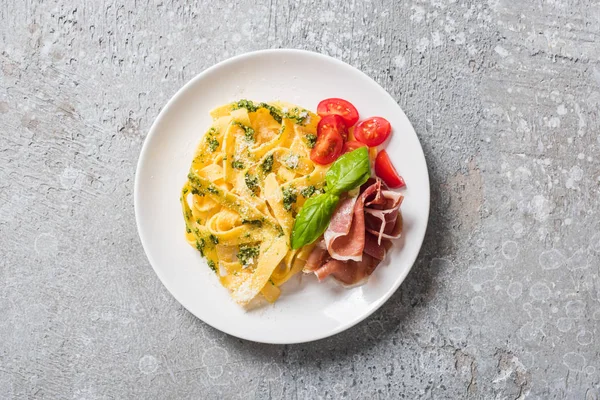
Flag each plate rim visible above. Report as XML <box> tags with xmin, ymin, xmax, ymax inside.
<box><xmin>134</xmin><ymin>48</ymin><xmax>430</xmax><ymax>344</ymax></box>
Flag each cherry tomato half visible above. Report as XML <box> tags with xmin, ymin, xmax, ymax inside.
<box><xmin>375</xmin><ymin>150</ymin><xmax>405</xmax><ymax>189</ymax></box>
<box><xmin>311</xmin><ymin>126</ymin><xmax>344</xmax><ymax>165</ymax></box>
<box><xmin>317</xmin><ymin>114</ymin><xmax>348</xmax><ymax>141</ymax></box>
<box><xmin>342</xmin><ymin>140</ymin><xmax>367</xmax><ymax>154</ymax></box>
<box><xmin>354</xmin><ymin>117</ymin><xmax>392</xmax><ymax>147</ymax></box>
<box><xmin>317</xmin><ymin>98</ymin><xmax>359</xmax><ymax>127</ymax></box>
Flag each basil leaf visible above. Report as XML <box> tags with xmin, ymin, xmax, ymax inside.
<box><xmin>325</xmin><ymin>146</ymin><xmax>371</xmax><ymax>195</ymax></box>
<box><xmin>291</xmin><ymin>193</ymin><xmax>339</xmax><ymax>249</ymax></box>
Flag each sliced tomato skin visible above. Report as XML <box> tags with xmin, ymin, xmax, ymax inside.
<box><xmin>342</xmin><ymin>140</ymin><xmax>367</xmax><ymax>154</ymax></box>
<box><xmin>317</xmin><ymin>114</ymin><xmax>349</xmax><ymax>141</ymax></box>
<box><xmin>317</xmin><ymin>98</ymin><xmax>359</xmax><ymax>127</ymax></box>
<box><xmin>354</xmin><ymin>117</ymin><xmax>392</xmax><ymax>147</ymax></box>
<box><xmin>311</xmin><ymin>129</ymin><xmax>343</xmax><ymax>165</ymax></box>
<box><xmin>375</xmin><ymin>150</ymin><xmax>405</xmax><ymax>188</ymax></box>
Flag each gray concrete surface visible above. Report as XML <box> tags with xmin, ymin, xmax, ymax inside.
<box><xmin>1</xmin><ymin>0</ymin><xmax>599</xmax><ymax>398</ymax></box>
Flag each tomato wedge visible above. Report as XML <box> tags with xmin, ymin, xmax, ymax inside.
<box><xmin>311</xmin><ymin>120</ymin><xmax>344</xmax><ymax>165</ymax></box>
<box><xmin>375</xmin><ymin>150</ymin><xmax>405</xmax><ymax>188</ymax></box>
<box><xmin>354</xmin><ymin>117</ymin><xmax>391</xmax><ymax>147</ymax></box>
<box><xmin>342</xmin><ymin>140</ymin><xmax>367</xmax><ymax>154</ymax></box>
<box><xmin>317</xmin><ymin>114</ymin><xmax>348</xmax><ymax>141</ymax></box>
<box><xmin>317</xmin><ymin>98</ymin><xmax>359</xmax><ymax>127</ymax></box>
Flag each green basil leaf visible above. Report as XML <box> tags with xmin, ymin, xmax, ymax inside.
<box><xmin>291</xmin><ymin>193</ymin><xmax>339</xmax><ymax>249</ymax></box>
<box><xmin>325</xmin><ymin>146</ymin><xmax>371</xmax><ymax>195</ymax></box>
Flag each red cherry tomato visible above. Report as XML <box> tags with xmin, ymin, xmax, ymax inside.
<box><xmin>375</xmin><ymin>150</ymin><xmax>405</xmax><ymax>188</ymax></box>
<box><xmin>311</xmin><ymin>124</ymin><xmax>344</xmax><ymax>165</ymax></box>
<box><xmin>342</xmin><ymin>140</ymin><xmax>367</xmax><ymax>154</ymax></box>
<box><xmin>317</xmin><ymin>98</ymin><xmax>359</xmax><ymax>127</ymax></box>
<box><xmin>354</xmin><ymin>117</ymin><xmax>392</xmax><ymax>147</ymax></box>
<box><xmin>317</xmin><ymin>114</ymin><xmax>348</xmax><ymax>141</ymax></box>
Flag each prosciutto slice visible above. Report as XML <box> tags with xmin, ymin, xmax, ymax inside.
<box><xmin>305</xmin><ymin>177</ymin><xmax>404</xmax><ymax>286</ymax></box>
<box><xmin>304</xmin><ymin>239</ymin><xmax>328</xmax><ymax>272</ymax></box>
<box><xmin>323</xmin><ymin>194</ymin><xmax>362</xmax><ymax>261</ymax></box>
<box><xmin>323</xmin><ymin>182</ymin><xmax>383</xmax><ymax>261</ymax></box>
<box><xmin>364</xmin><ymin>190</ymin><xmax>404</xmax><ymax>244</ymax></box>
<box><xmin>363</xmin><ymin>232</ymin><xmax>387</xmax><ymax>261</ymax></box>
<box><xmin>314</xmin><ymin>254</ymin><xmax>379</xmax><ymax>285</ymax></box>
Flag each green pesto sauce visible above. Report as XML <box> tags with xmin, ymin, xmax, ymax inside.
<box><xmin>305</xmin><ymin>133</ymin><xmax>317</xmax><ymax>149</ymax></box>
<box><xmin>231</xmin><ymin>159</ymin><xmax>245</xmax><ymax>169</ymax></box>
<box><xmin>207</xmin><ymin>259</ymin><xmax>217</xmax><ymax>272</ymax></box>
<box><xmin>261</xmin><ymin>154</ymin><xmax>274</xmax><ymax>174</ymax></box>
<box><xmin>232</xmin><ymin>99</ymin><xmax>258</xmax><ymax>112</ymax></box>
<box><xmin>206</xmin><ymin>136</ymin><xmax>219</xmax><ymax>152</ymax></box>
<box><xmin>259</xmin><ymin>103</ymin><xmax>283</xmax><ymax>123</ymax></box>
<box><xmin>241</xmin><ymin>218</ymin><xmax>263</xmax><ymax>227</ymax></box>
<box><xmin>283</xmin><ymin>107</ymin><xmax>308</xmax><ymax>124</ymax></box>
<box><xmin>301</xmin><ymin>185</ymin><xmax>315</xmax><ymax>198</ymax></box>
<box><xmin>233</xmin><ymin>121</ymin><xmax>255</xmax><ymax>143</ymax></box>
<box><xmin>282</xmin><ymin>187</ymin><xmax>297</xmax><ymax>211</ymax></box>
<box><xmin>244</xmin><ymin>172</ymin><xmax>259</xmax><ymax>194</ymax></box>
<box><xmin>237</xmin><ymin>244</ymin><xmax>259</xmax><ymax>267</ymax></box>
<box><xmin>196</xmin><ymin>238</ymin><xmax>206</xmax><ymax>256</ymax></box>
<box><xmin>232</xmin><ymin>99</ymin><xmax>308</xmax><ymax>125</ymax></box>
<box><xmin>191</xmin><ymin>187</ymin><xmax>205</xmax><ymax>196</ymax></box>
<box><xmin>209</xmin><ymin>234</ymin><xmax>219</xmax><ymax>245</ymax></box>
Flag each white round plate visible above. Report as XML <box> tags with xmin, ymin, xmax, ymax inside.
<box><xmin>135</xmin><ymin>49</ymin><xmax>430</xmax><ymax>344</ymax></box>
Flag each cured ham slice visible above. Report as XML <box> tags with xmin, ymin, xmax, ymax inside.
<box><xmin>323</xmin><ymin>182</ymin><xmax>383</xmax><ymax>261</ymax></box>
<box><xmin>323</xmin><ymin>194</ymin><xmax>362</xmax><ymax>261</ymax></box>
<box><xmin>363</xmin><ymin>232</ymin><xmax>387</xmax><ymax>261</ymax></box>
<box><xmin>314</xmin><ymin>254</ymin><xmax>379</xmax><ymax>285</ymax></box>
<box><xmin>364</xmin><ymin>190</ymin><xmax>404</xmax><ymax>244</ymax></box>
<box><xmin>304</xmin><ymin>239</ymin><xmax>328</xmax><ymax>272</ymax></box>
<box><xmin>305</xmin><ymin>177</ymin><xmax>404</xmax><ymax>286</ymax></box>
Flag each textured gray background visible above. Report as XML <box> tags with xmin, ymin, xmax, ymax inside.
<box><xmin>1</xmin><ymin>0</ymin><xmax>599</xmax><ymax>398</ymax></box>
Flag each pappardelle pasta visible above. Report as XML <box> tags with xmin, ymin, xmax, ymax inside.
<box><xmin>180</xmin><ymin>100</ymin><xmax>327</xmax><ymax>305</ymax></box>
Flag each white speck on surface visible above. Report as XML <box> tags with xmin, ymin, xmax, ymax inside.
<box><xmin>34</xmin><ymin>232</ymin><xmax>59</xmax><ymax>256</ymax></box>
<box><xmin>566</xmin><ymin>165</ymin><xmax>583</xmax><ymax>188</ymax></box>
<box><xmin>557</xmin><ymin>104</ymin><xmax>567</xmax><ymax>115</ymax></box>
<box><xmin>529</xmin><ymin>282</ymin><xmax>551</xmax><ymax>301</ymax></box>
<box><xmin>495</xmin><ymin>45</ymin><xmax>509</xmax><ymax>58</ymax></box>
<box><xmin>547</xmin><ymin>116</ymin><xmax>560</xmax><ymax>128</ymax></box>
<box><xmin>531</xmin><ymin>195</ymin><xmax>553</xmax><ymax>221</ymax></box>
<box><xmin>139</xmin><ymin>355</ymin><xmax>159</xmax><ymax>375</ymax></box>
<box><xmin>556</xmin><ymin>318</ymin><xmax>572</xmax><ymax>333</ymax></box>
<box><xmin>470</xmin><ymin>296</ymin><xmax>486</xmax><ymax>312</ymax></box>
<box><xmin>576</xmin><ymin>330</ymin><xmax>593</xmax><ymax>346</ymax></box>
<box><xmin>410</xmin><ymin>5</ymin><xmax>425</xmax><ymax>22</ymax></box>
<box><xmin>502</xmin><ymin>241</ymin><xmax>519</xmax><ymax>260</ymax></box>
<box><xmin>60</xmin><ymin>166</ymin><xmax>81</xmax><ymax>189</ymax></box>
<box><xmin>565</xmin><ymin>300</ymin><xmax>586</xmax><ymax>319</ymax></box>
<box><xmin>569</xmin><ymin>166</ymin><xmax>583</xmax><ymax>181</ymax></box>
<box><xmin>539</xmin><ymin>249</ymin><xmax>566</xmax><ymax>270</ymax></box>
<box><xmin>454</xmin><ymin>32</ymin><xmax>466</xmax><ymax>45</ymax></box>
<box><xmin>415</xmin><ymin>37</ymin><xmax>430</xmax><ymax>53</ymax></box>
<box><xmin>393</xmin><ymin>54</ymin><xmax>406</xmax><ymax>69</ymax></box>
<box><xmin>512</xmin><ymin>222</ymin><xmax>524</xmax><ymax>237</ymax></box>
<box><xmin>507</xmin><ymin>282</ymin><xmax>523</xmax><ymax>299</ymax></box>
<box><xmin>431</xmin><ymin>31</ymin><xmax>444</xmax><ymax>47</ymax></box>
